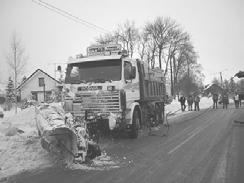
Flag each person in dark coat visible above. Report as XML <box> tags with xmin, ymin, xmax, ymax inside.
<box><xmin>212</xmin><ymin>93</ymin><xmax>218</xmax><ymax>109</ymax></box>
<box><xmin>222</xmin><ymin>93</ymin><xmax>229</xmax><ymax>109</ymax></box>
<box><xmin>194</xmin><ymin>95</ymin><xmax>200</xmax><ymax>111</ymax></box>
<box><xmin>179</xmin><ymin>95</ymin><xmax>186</xmax><ymax>111</ymax></box>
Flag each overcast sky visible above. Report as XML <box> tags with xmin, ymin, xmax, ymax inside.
<box><xmin>0</xmin><ymin>0</ymin><xmax>243</xmax><ymax>85</ymax></box>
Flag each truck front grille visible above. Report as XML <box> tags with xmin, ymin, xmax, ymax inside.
<box><xmin>73</xmin><ymin>90</ymin><xmax>120</xmax><ymax>116</ymax></box>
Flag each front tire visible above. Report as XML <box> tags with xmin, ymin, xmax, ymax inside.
<box><xmin>129</xmin><ymin>109</ymin><xmax>140</xmax><ymax>138</ymax></box>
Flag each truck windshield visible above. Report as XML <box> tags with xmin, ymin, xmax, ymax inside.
<box><xmin>65</xmin><ymin>59</ymin><xmax>122</xmax><ymax>84</ymax></box>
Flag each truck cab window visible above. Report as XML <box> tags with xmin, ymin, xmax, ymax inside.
<box><xmin>124</xmin><ymin>61</ymin><xmax>132</xmax><ymax>80</ymax></box>
<box><xmin>65</xmin><ymin>60</ymin><xmax>122</xmax><ymax>84</ymax></box>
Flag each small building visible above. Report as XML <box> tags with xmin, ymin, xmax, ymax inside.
<box><xmin>204</xmin><ymin>84</ymin><xmax>224</xmax><ymax>95</ymax></box>
<box><xmin>17</xmin><ymin>69</ymin><xmax>62</xmax><ymax>102</ymax></box>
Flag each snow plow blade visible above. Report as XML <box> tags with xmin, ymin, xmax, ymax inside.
<box><xmin>41</xmin><ymin>127</ymin><xmax>78</xmax><ymax>158</ymax></box>
<box><xmin>35</xmin><ymin>103</ymin><xmax>101</xmax><ymax>164</ymax></box>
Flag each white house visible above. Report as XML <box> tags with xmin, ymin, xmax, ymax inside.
<box><xmin>17</xmin><ymin>69</ymin><xmax>62</xmax><ymax>102</ymax></box>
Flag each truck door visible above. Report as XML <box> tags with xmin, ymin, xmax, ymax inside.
<box><xmin>123</xmin><ymin>60</ymin><xmax>140</xmax><ymax>103</ymax></box>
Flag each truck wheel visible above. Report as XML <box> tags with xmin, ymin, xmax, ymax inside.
<box><xmin>161</xmin><ymin>104</ymin><xmax>165</xmax><ymax>124</ymax></box>
<box><xmin>129</xmin><ymin>109</ymin><xmax>140</xmax><ymax>138</ymax></box>
<box><xmin>155</xmin><ymin>103</ymin><xmax>164</xmax><ymax>124</ymax></box>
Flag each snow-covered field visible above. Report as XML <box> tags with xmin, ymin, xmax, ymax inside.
<box><xmin>0</xmin><ymin>97</ymin><xmax>213</xmax><ymax>180</ymax></box>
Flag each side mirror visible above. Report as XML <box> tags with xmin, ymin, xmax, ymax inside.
<box><xmin>131</xmin><ymin>66</ymin><xmax>136</xmax><ymax>79</ymax></box>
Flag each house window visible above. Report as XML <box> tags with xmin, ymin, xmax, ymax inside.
<box><xmin>39</xmin><ymin>78</ymin><xmax>45</xmax><ymax>87</ymax></box>
<box><xmin>31</xmin><ymin>92</ymin><xmax>38</xmax><ymax>101</ymax></box>
<box><xmin>45</xmin><ymin>91</ymin><xmax>52</xmax><ymax>101</ymax></box>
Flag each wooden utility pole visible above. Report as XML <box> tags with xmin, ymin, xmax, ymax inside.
<box><xmin>14</xmin><ymin>43</ymin><xmax>17</xmax><ymax>114</ymax></box>
<box><xmin>220</xmin><ymin>72</ymin><xmax>223</xmax><ymax>88</ymax></box>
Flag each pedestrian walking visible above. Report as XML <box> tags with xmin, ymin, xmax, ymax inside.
<box><xmin>187</xmin><ymin>95</ymin><xmax>194</xmax><ymax>111</ymax></box>
<box><xmin>222</xmin><ymin>93</ymin><xmax>229</xmax><ymax>109</ymax></box>
<box><xmin>194</xmin><ymin>95</ymin><xmax>200</xmax><ymax>111</ymax></box>
<box><xmin>234</xmin><ymin>93</ymin><xmax>239</xmax><ymax>108</ymax></box>
<box><xmin>212</xmin><ymin>93</ymin><xmax>218</xmax><ymax>109</ymax></box>
<box><xmin>179</xmin><ymin>95</ymin><xmax>186</xmax><ymax>111</ymax></box>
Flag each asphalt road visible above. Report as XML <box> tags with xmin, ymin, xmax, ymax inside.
<box><xmin>7</xmin><ymin>105</ymin><xmax>244</xmax><ymax>183</ymax></box>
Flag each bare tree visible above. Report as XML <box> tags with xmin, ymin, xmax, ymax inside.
<box><xmin>115</xmin><ymin>20</ymin><xmax>139</xmax><ymax>58</ymax></box>
<box><xmin>5</xmin><ymin>32</ymin><xmax>28</xmax><ymax>113</ymax></box>
<box><xmin>145</xmin><ymin>17</ymin><xmax>178</xmax><ymax>69</ymax></box>
<box><xmin>96</xmin><ymin>20</ymin><xmax>139</xmax><ymax>58</ymax></box>
<box><xmin>139</xmin><ymin>30</ymin><xmax>157</xmax><ymax>68</ymax></box>
<box><xmin>93</xmin><ymin>16</ymin><xmax>204</xmax><ymax>97</ymax></box>
<box><xmin>96</xmin><ymin>32</ymin><xmax>118</xmax><ymax>45</ymax></box>
<box><xmin>137</xmin><ymin>30</ymin><xmax>149</xmax><ymax>60</ymax></box>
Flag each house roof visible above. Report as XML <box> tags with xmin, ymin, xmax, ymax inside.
<box><xmin>204</xmin><ymin>83</ymin><xmax>224</xmax><ymax>94</ymax></box>
<box><xmin>17</xmin><ymin>69</ymin><xmax>62</xmax><ymax>90</ymax></box>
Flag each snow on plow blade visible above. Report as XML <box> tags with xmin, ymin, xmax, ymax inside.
<box><xmin>40</xmin><ymin>127</ymin><xmax>78</xmax><ymax>163</ymax></box>
<box><xmin>35</xmin><ymin>103</ymin><xmax>101</xmax><ymax>164</ymax></box>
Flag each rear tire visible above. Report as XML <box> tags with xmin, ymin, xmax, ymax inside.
<box><xmin>129</xmin><ymin>109</ymin><xmax>140</xmax><ymax>138</ymax></box>
<box><xmin>156</xmin><ymin>103</ymin><xmax>165</xmax><ymax>124</ymax></box>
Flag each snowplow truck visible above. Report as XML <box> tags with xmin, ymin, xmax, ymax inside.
<box><xmin>63</xmin><ymin>44</ymin><xmax>166</xmax><ymax>138</ymax></box>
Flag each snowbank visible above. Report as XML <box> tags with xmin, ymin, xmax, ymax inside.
<box><xmin>165</xmin><ymin>96</ymin><xmax>213</xmax><ymax>118</ymax></box>
<box><xmin>0</xmin><ymin>106</ymin><xmax>119</xmax><ymax>180</ymax></box>
<box><xmin>199</xmin><ymin>96</ymin><xmax>214</xmax><ymax>109</ymax></box>
<box><xmin>0</xmin><ymin>107</ymin><xmax>55</xmax><ymax>180</ymax></box>
<box><xmin>0</xmin><ymin>107</ymin><xmax>21</xmax><ymax>119</ymax></box>
<box><xmin>165</xmin><ymin>99</ymin><xmax>182</xmax><ymax>114</ymax></box>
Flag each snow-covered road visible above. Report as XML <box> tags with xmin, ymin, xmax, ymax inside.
<box><xmin>0</xmin><ymin>97</ymin><xmax>214</xmax><ymax>180</ymax></box>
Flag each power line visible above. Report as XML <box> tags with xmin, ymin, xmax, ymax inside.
<box><xmin>32</xmin><ymin>0</ymin><xmax>109</xmax><ymax>33</ymax></box>
<box><xmin>32</xmin><ymin>0</ymin><xmax>82</xmax><ymax>26</ymax></box>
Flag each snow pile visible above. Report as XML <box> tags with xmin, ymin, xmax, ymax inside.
<box><xmin>0</xmin><ymin>107</ymin><xmax>36</xmax><ymax>138</ymax></box>
<box><xmin>0</xmin><ymin>134</ymin><xmax>56</xmax><ymax>180</ymax></box>
<box><xmin>199</xmin><ymin>96</ymin><xmax>213</xmax><ymax>109</ymax></box>
<box><xmin>0</xmin><ymin>107</ymin><xmax>22</xmax><ymax>119</ymax></box>
<box><xmin>0</xmin><ymin>107</ymin><xmax>55</xmax><ymax>180</ymax></box>
<box><xmin>165</xmin><ymin>99</ymin><xmax>182</xmax><ymax>114</ymax></box>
